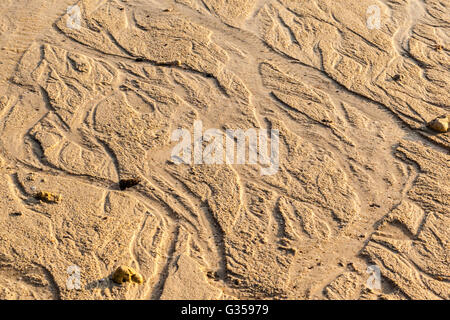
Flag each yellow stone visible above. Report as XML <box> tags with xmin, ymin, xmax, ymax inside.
<box><xmin>35</xmin><ymin>191</ymin><xmax>62</xmax><ymax>203</ymax></box>
<box><xmin>427</xmin><ymin>115</ymin><xmax>449</xmax><ymax>133</ymax></box>
<box><xmin>112</xmin><ymin>266</ymin><xmax>144</xmax><ymax>285</ymax></box>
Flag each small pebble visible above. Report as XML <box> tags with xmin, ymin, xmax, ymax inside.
<box><xmin>35</xmin><ymin>191</ymin><xmax>62</xmax><ymax>203</ymax></box>
<box><xmin>119</xmin><ymin>178</ymin><xmax>141</xmax><ymax>191</ymax></box>
<box><xmin>112</xmin><ymin>266</ymin><xmax>144</xmax><ymax>285</ymax></box>
<box><xmin>427</xmin><ymin>115</ymin><xmax>449</xmax><ymax>133</ymax></box>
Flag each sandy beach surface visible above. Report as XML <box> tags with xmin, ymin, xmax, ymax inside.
<box><xmin>0</xmin><ymin>0</ymin><xmax>448</xmax><ymax>300</ymax></box>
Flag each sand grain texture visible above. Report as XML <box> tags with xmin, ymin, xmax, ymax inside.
<box><xmin>0</xmin><ymin>0</ymin><xmax>448</xmax><ymax>300</ymax></box>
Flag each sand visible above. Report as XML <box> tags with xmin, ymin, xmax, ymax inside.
<box><xmin>0</xmin><ymin>0</ymin><xmax>448</xmax><ymax>300</ymax></box>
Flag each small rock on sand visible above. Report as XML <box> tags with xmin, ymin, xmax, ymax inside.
<box><xmin>34</xmin><ymin>191</ymin><xmax>62</xmax><ymax>204</ymax></box>
<box><xmin>119</xmin><ymin>178</ymin><xmax>141</xmax><ymax>191</ymax></box>
<box><xmin>427</xmin><ymin>115</ymin><xmax>449</xmax><ymax>133</ymax></box>
<box><xmin>112</xmin><ymin>266</ymin><xmax>144</xmax><ymax>285</ymax></box>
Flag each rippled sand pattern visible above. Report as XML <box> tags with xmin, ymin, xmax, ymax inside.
<box><xmin>0</xmin><ymin>0</ymin><xmax>448</xmax><ymax>300</ymax></box>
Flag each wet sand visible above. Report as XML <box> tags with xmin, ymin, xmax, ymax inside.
<box><xmin>0</xmin><ymin>0</ymin><xmax>448</xmax><ymax>300</ymax></box>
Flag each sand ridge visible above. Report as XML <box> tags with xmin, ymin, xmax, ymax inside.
<box><xmin>0</xmin><ymin>0</ymin><xmax>448</xmax><ymax>300</ymax></box>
